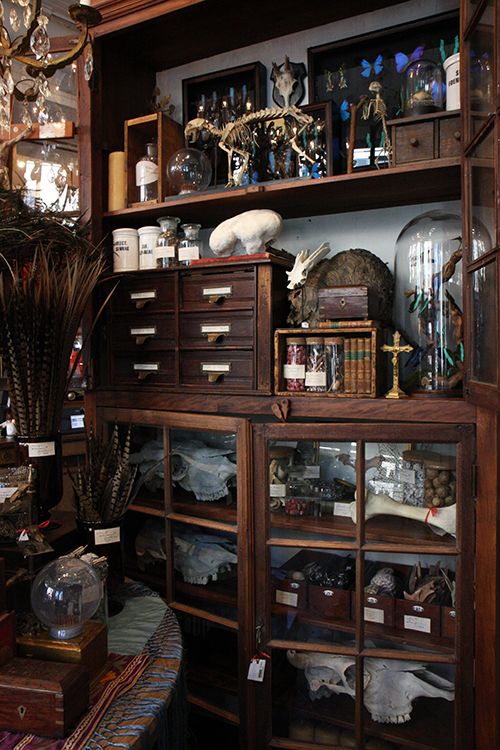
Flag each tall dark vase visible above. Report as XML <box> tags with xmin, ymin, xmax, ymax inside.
<box><xmin>16</xmin><ymin>434</ymin><xmax>63</xmax><ymax>521</ymax></box>
<box><xmin>76</xmin><ymin>518</ymin><xmax>125</xmax><ymax>592</ymax></box>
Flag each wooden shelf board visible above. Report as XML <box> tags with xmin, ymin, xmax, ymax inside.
<box><xmin>128</xmin><ymin>500</ymin><xmax>165</xmax><ymax>517</ymax></box>
<box><xmin>187</xmin><ymin>694</ymin><xmax>240</xmax><ymax>725</ymax></box>
<box><xmin>175</xmin><ymin>576</ymin><xmax>238</xmax><ymax>608</ymax></box>
<box><xmin>102</xmin><ymin>160</ymin><xmax>461</xmax><ymax>228</ymax></box>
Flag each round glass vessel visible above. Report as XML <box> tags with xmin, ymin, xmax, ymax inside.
<box><xmin>394</xmin><ymin>211</ymin><xmax>463</xmax><ymax>393</ymax></box>
<box><xmin>403</xmin><ymin>59</ymin><xmax>444</xmax><ymax>115</ymax></box>
<box><xmin>155</xmin><ymin>216</ymin><xmax>180</xmax><ymax>268</ymax></box>
<box><xmin>178</xmin><ymin>223</ymin><xmax>202</xmax><ymax>266</ymax></box>
<box><xmin>166</xmin><ymin>148</ymin><xmax>212</xmax><ymax>194</ymax></box>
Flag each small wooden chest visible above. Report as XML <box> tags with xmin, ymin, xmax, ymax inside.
<box><xmin>317</xmin><ymin>285</ymin><xmax>374</xmax><ymax>320</ymax></box>
<box><xmin>0</xmin><ymin>657</ymin><xmax>89</xmax><ymax>737</ymax></box>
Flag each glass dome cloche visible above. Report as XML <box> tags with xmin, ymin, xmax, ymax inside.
<box><xmin>166</xmin><ymin>147</ymin><xmax>212</xmax><ymax>194</ymax></box>
<box><xmin>31</xmin><ymin>556</ymin><xmax>102</xmax><ymax>640</ymax></box>
<box><xmin>403</xmin><ymin>59</ymin><xmax>444</xmax><ymax>115</ymax></box>
<box><xmin>394</xmin><ymin>211</ymin><xmax>463</xmax><ymax>394</ymax></box>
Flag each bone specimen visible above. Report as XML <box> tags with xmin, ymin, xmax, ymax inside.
<box><xmin>209</xmin><ymin>209</ymin><xmax>283</xmax><ymax>256</ymax></box>
<box><xmin>350</xmin><ymin>491</ymin><xmax>456</xmax><ymax>537</ymax></box>
<box><xmin>174</xmin><ymin>529</ymin><xmax>237</xmax><ymax>585</ymax></box>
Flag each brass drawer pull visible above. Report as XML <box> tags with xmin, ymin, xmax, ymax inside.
<box><xmin>201</xmin><ymin>362</ymin><xmax>231</xmax><ymax>383</ymax></box>
<box><xmin>453</xmin><ymin>130</ymin><xmax>461</xmax><ymax>141</ymax></box>
<box><xmin>202</xmin><ymin>285</ymin><xmax>232</xmax><ymax>305</ymax></box>
<box><xmin>130</xmin><ymin>326</ymin><xmax>157</xmax><ymax>345</ymax></box>
<box><xmin>129</xmin><ymin>290</ymin><xmax>157</xmax><ymax>310</ymax></box>
<box><xmin>410</xmin><ymin>137</ymin><xmax>419</xmax><ymax>147</ymax></box>
<box><xmin>201</xmin><ymin>324</ymin><xmax>231</xmax><ymax>343</ymax></box>
<box><xmin>207</xmin><ymin>333</ymin><xmax>226</xmax><ymax>343</ymax></box>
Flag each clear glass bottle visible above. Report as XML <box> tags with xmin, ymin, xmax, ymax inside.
<box><xmin>155</xmin><ymin>216</ymin><xmax>180</xmax><ymax>269</ymax></box>
<box><xmin>178</xmin><ymin>223</ymin><xmax>202</xmax><ymax>267</ymax></box>
<box><xmin>305</xmin><ymin>338</ymin><xmax>327</xmax><ymax>392</ymax></box>
<box><xmin>403</xmin><ymin>59</ymin><xmax>444</xmax><ymax>115</ymax></box>
<box><xmin>325</xmin><ymin>337</ymin><xmax>344</xmax><ymax>392</ymax></box>
<box><xmin>135</xmin><ymin>141</ymin><xmax>158</xmax><ymax>202</ymax></box>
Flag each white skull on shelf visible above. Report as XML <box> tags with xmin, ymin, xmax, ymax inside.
<box><xmin>287</xmin><ymin>650</ymin><xmax>454</xmax><ymax>724</ymax></box>
<box><xmin>174</xmin><ymin>529</ymin><xmax>237</xmax><ymax>585</ymax></box>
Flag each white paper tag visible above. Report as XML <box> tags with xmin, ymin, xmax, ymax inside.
<box><xmin>404</xmin><ymin>614</ymin><xmax>431</xmax><ymax>633</ymax></box>
<box><xmin>202</xmin><ymin>286</ymin><xmax>232</xmax><ymax>297</ymax></box>
<box><xmin>130</xmin><ymin>290</ymin><xmax>156</xmax><ymax>301</ymax></box>
<box><xmin>136</xmin><ymin>161</ymin><xmax>158</xmax><ymax>186</ymax></box>
<box><xmin>303</xmin><ymin>465</ymin><xmax>320</xmax><ymax>478</ymax></box>
<box><xmin>399</xmin><ymin>468</ymin><xmax>416</xmax><ymax>484</ymax></box>
<box><xmin>0</xmin><ymin>486</ymin><xmax>17</xmax><ymax>502</ymax></box>
<box><xmin>201</xmin><ymin>363</ymin><xmax>231</xmax><ymax>373</ymax></box>
<box><xmin>334</xmin><ymin>501</ymin><xmax>352</xmax><ymax>518</ymax></box>
<box><xmin>155</xmin><ymin>245</ymin><xmax>176</xmax><ymax>259</ymax></box>
<box><xmin>305</xmin><ymin>371</ymin><xmax>327</xmax><ymax>387</ymax></box>
<box><xmin>276</xmin><ymin>590</ymin><xmax>298</xmax><ymax>607</ymax></box>
<box><xmin>94</xmin><ymin>526</ymin><xmax>121</xmax><ymax>545</ymax></box>
<box><xmin>201</xmin><ymin>324</ymin><xmax>231</xmax><ymax>334</ymax></box>
<box><xmin>130</xmin><ymin>327</ymin><xmax>156</xmax><ymax>336</ymax></box>
<box><xmin>283</xmin><ymin>364</ymin><xmax>306</xmax><ymax>379</ymax></box>
<box><xmin>19</xmin><ymin>530</ymin><xmax>29</xmax><ymax>542</ymax></box>
<box><xmin>269</xmin><ymin>484</ymin><xmax>286</xmax><ymax>497</ymax></box>
<box><xmin>364</xmin><ymin>607</ymin><xmax>385</xmax><ymax>624</ymax></box>
<box><xmin>28</xmin><ymin>441</ymin><xmax>55</xmax><ymax>458</ymax></box>
<box><xmin>70</xmin><ymin>414</ymin><xmax>85</xmax><ymax>429</ymax></box>
<box><xmin>39</xmin><ymin>122</ymin><xmax>67</xmax><ymax>138</ymax></box>
<box><xmin>178</xmin><ymin>246</ymin><xmax>200</xmax><ymax>261</ymax></box>
<box><xmin>133</xmin><ymin>363</ymin><xmax>159</xmax><ymax>371</ymax></box>
<box><xmin>247</xmin><ymin>658</ymin><xmax>266</xmax><ymax>682</ymax></box>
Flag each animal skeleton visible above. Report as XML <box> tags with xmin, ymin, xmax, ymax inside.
<box><xmin>350</xmin><ymin>491</ymin><xmax>456</xmax><ymax>537</ymax></box>
<box><xmin>184</xmin><ymin>105</ymin><xmax>315</xmax><ymax>187</ymax></box>
<box><xmin>362</xmin><ymin>81</ymin><xmax>393</xmax><ymax>167</ymax></box>
<box><xmin>287</xmin><ymin>651</ymin><xmax>454</xmax><ymax>724</ymax></box>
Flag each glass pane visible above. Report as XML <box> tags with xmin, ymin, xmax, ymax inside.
<box><xmin>172</xmin><ymin>522</ymin><xmax>238</xmax><ymax>622</ymax></box>
<box><xmin>468</xmin><ymin>0</ymin><xmax>494</xmax><ymax>136</ymax></box>
<box><xmin>361</xmin><ymin>552</ymin><xmax>457</xmax><ymax>653</ymax></box>
<box><xmin>177</xmin><ymin>612</ymin><xmax>239</xmax><ymax>715</ymax></box>
<box><xmin>470</xmin><ymin>262</ymin><xmax>497</xmax><ymax>384</ymax></box>
<box><xmin>125</xmin><ymin>423</ymin><xmax>165</xmax><ymax>511</ymax></box>
<box><xmin>125</xmin><ymin>514</ymin><xmax>165</xmax><ymax>595</ymax></box>
<box><xmin>364</xmin><ymin>659</ymin><xmax>455</xmax><ymax>749</ymax></box>
<box><xmin>364</xmin><ymin>442</ymin><xmax>457</xmax><ymax>546</ymax></box>
<box><xmin>270</xmin><ymin>546</ymin><xmax>356</xmax><ymax>646</ymax></box>
<box><xmin>170</xmin><ymin>428</ymin><xmax>237</xmax><ymax>524</ymax></box>
<box><xmin>273</xmin><ymin>649</ymin><xmax>356</xmax><ymax>744</ymax></box>
<box><xmin>469</xmin><ymin>126</ymin><xmax>495</xmax><ymax>260</ymax></box>
<box><xmin>269</xmin><ymin>440</ymin><xmax>356</xmax><ymax>540</ymax></box>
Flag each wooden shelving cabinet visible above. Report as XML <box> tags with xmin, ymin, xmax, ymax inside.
<box><xmin>82</xmin><ymin>0</ymin><xmax>500</xmax><ymax>747</ymax></box>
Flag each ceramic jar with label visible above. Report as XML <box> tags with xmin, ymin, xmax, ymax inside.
<box><xmin>138</xmin><ymin>225</ymin><xmax>161</xmax><ymax>270</ymax></box>
<box><xmin>284</xmin><ymin>337</ymin><xmax>306</xmax><ymax>391</ymax></box>
<box><xmin>305</xmin><ymin>338</ymin><xmax>327</xmax><ymax>392</ymax></box>
<box><xmin>443</xmin><ymin>52</ymin><xmax>460</xmax><ymax>110</ymax></box>
<box><xmin>155</xmin><ymin>216</ymin><xmax>180</xmax><ymax>269</ymax></box>
<box><xmin>135</xmin><ymin>142</ymin><xmax>158</xmax><ymax>202</ymax></box>
<box><xmin>112</xmin><ymin>228</ymin><xmax>139</xmax><ymax>272</ymax></box>
<box><xmin>179</xmin><ymin>223</ymin><xmax>202</xmax><ymax>266</ymax></box>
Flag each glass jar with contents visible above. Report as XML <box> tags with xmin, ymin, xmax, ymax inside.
<box><xmin>305</xmin><ymin>338</ymin><xmax>327</xmax><ymax>392</ymax></box>
<box><xmin>135</xmin><ymin>142</ymin><xmax>158</xmax><ymax>202</ymax></box>
<box><xmin>325</xmin><ymin>337</ymin><xmax>344</xmax><ymax>392</ymax></box>
<box><xmin>284</xmin><ymin>337</ymin><xmax>306</xmax><ymax>391</ymax></box>
<box><xmin>155</xmin><ymin>216</ymin><xmax>180</xmax><ymax>269</ymax></box>
<box><xmin>178</xmin><ymin>223</ymin><xmax>202</xmax><ymax>266</ymax></box>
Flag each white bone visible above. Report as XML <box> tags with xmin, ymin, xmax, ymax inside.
<box><xmin>350</xmin><ymin>491</ymin><xmax>456</xmax><ymax>537</ymax></box>
<box><xmin>209</xmin><ymin>209</ymin><xmax>283</xmax><ymax>256</ymax></box>
<box><xmin>286</xmin><ymin>242</ymin><xmax>331</xmax><ymax>289</ymax></box>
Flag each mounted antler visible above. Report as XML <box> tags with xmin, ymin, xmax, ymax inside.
<box><xmin>286</xmin><ymin>241</ymin><xmax>330</xmax><ymax>289</ymax></box>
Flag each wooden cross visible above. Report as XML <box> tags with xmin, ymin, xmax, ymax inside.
<box><xmin>381</xmin><ymin>331</ymin><xmax>413</xmax><ymax>399</ymax></box>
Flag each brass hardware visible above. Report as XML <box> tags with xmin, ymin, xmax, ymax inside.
<box><xmin>207</xmin><ymin>372</ymin><xmax>224</xmax><ymax>383</ymax></box>
<box><xmin>135</xmin><ymin>299</ymin><xmax>149</xmax><ymax>310</ymax></box>
<box><xmin>17</xmin><ymin>706</ymin><xmax>26</xmax><ymax>719</ymax></box>
<box><xmin>135</xmin><ymin>335</ymin><xmax>148</xmax><ymax>345</ymax></box>
<box><xmin>207</xmin><ymin>333</ymin><xmax>225</xmax><ymax>343</ymax></box>
<box><xmin>410</xmin><ymin>137</ymin><xmax>419</xmax><ymax>147</ymax></box>
<box><xmin>130</xmin><ymin>290</ymin><xmax>157</xmax><ymax>309</ymax></box>
<box><xmin>137</xmin><ymin>371</ymin><xmax>151</xmax><ymax>380</ymax></box>
<box><xmin>340</xmin><ymin>298</ymin><xmax>346</xmax><ymax>307</ymax></box>
<box><xmin>453</xmin><ymin>130</ymin><xmax>461</xmax><ymax>141</ymax></box>
<box><xmin>208</xmin><ymin>294</ymin><xmax>226</xmax><ymax>304</ymax></box>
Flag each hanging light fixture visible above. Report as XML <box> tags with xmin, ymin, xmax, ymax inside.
<box><xmin>0</xmin><ymin>1</ymin><xmax>101</xmax><ymax>130</ymax></box>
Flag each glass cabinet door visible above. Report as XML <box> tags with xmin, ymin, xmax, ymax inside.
<box><xmin>253</xmin><ymin>422</ymin><xmax>474</xmax><ymax>750</ymax></box>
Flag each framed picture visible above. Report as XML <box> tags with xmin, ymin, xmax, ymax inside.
<box><xmin>299</xmin><ymin>101</ymin><xmax>334</xmax><ymax>177</ymax></box>
<box><xmin>307</xmin><ymin>11</ymin><xmax>459</xmax><ymax>173</ymax></box>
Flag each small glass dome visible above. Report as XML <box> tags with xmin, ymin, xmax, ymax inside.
<box><xmin>166</xmin><ymin>148</ymin><xmax>212</xmax><ymax>194</ymax></box>
<box><xmin>31</xmin><ymin>556</ymin><xmax>102</xmax><ymax>640</ymax></box>
<box><xmin>403</xmin><ymin>59</ymin><xmax>444</xmax><ymax>115</ymax></box>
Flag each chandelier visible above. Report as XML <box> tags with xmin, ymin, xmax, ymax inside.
<box><xmin>0</xmin><ymin>1</ymin><xmax>101</xmax><ymax>130</ymax></box>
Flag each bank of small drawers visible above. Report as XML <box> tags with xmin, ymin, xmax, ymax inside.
<box><xmin>388</xmin><ymin>110</ymin><xmax>461</xmax><ymax>166</ymax></box>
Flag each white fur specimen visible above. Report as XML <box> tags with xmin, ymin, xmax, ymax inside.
<box><xmin>209</xmin><ymin>209</ymin><xmax>283</xmax><ymax>256</ymax></box>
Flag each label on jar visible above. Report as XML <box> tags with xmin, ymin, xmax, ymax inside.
<box><xmin>136</xmin><ymin>161</ymin><xmax>158</xmax><ymax>186</ymax></box>
<box><xmin>269</xmin><ymin>484</ymin><xmax>286</xmax><ymax>497</ymax></box>
<box><xmin>404</xmin><ymin>615</ymin><xmax>431</xmax><ymax>633</ymax></box>
<box><xmin>130</xmin><ymin>291</ymin><xmax>156</xmax><ymax>301</ymax></box>
<box><xmin>303</xmin><ymin>465</ymin><xmax>320</xmax><ymax>478</ymax></box>
<box><xmin>284</xmin><ymin>364</ymin><xmax>306</xmax><ymax>379</ymax></box>
<box><xmin>94</xmin><ymin>526</ymin><xmax>121</xmax><ymax>545</ymax></box>
<box><xmin>334</xmin><ymin>501</ymin><xmax>352</xmax><ymax>518</ymax></box>
<box><xmin>70</xmin><ymin>414</ymin><xmax>85</xmax><ymax>429</ymax></box>
<box><xmin>364</xmin><ymin>606</ymin><xmax>385</xmax><ymax>624</ymax></box>
<box><xmin>133</xmin><ymin>363</ymin><xmax>159</xmax><ymax>371</ymax></box>
<box><xmin>202</xmin><ymin>286</ymin><xmax>232</xmax><ymax>297</ymax></box>
<box><xmin>305</xmin><ymin>371</ymin><xmax>327</xmax><ymax>387</ymax></box>
<box><xmin>399</xmin><ymin>468</ymin><xmax>416</xmax><ymax>484</ymax></box>
<box><xmin>156</xmin><ymin>244</ymin><xmax>176</xmax><ymax>259</ymax></box>
<box><xmin>0</xmin><ymin>486</ymin><xmax>17</xmax><ymax>502</ymax></box>
<box><xmin>28</xmin><ymin>441</ymin><xmax>55</xmax><ymax>458</ymax></box>
<box><xmin>178</xmin><ymin>246</ymin><xmax>200</xmax><ymax>262</ymax></box>
<box><xmin>276</xmin><ymin>590</ymin><xmax>298</xmax><ymax>607</ymax></box>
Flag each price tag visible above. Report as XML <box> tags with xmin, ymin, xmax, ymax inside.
<box><xmin>275</xmin><ymin>590</ymin><xmax>298</xmax><ymax>607</ymax></box>
<box><xmin>303</xmin><ymin>465</ymin><xmax>320</xmax><ymax>478</ymax></box>
<box><xmin>0</xmin><ymin>486</ymin><xmax>17</xmax><ymax>502</ymax></box>
<box><xmin>269</xmin><ymin>484</ymin><xmax>286</xmax><ymax>497</ymax></box>
<box><xmin>94</xmin><ymin>526</ymin><xmax>121</xmax><ymax>545</ymax></box>
<box><xmin>399</xmin><ymin>468</ymin><xmax>416</xmax><ymax>484</ymax></box>
<box><xmin>364</xmin><ymin>607</ymin><xmax>385</xmax><ymax>624</ymax></box>
<box><xmin>283</xmin><ymin>364</ymin><xmax>305</xmax><ymax>379</ymax></box>
<box><xmin>247</xmin><ymin>658</ymin><xmax>266</xmax><ymax>682</ymax></box>
<box><xmin>404</xmin><ymin>615</ymin><xmax>431</xmax><ymax>633</ymax></box>
<box><xmin>18</xmin><ymin>530</ymin><xmax>29</xmax><ymax>542</ymax></box>
<box><xmin>70</xmin><ymin>414</ymin><xmax>85</xmax><ymax>430</ymax></box>
<box><xmin>334</xmin><ymin>501</ymin><xmax>352</xmax><ymax>518</ymax></box>
<box><xmin>28</xmin><ymin>441</ymin><xmax>55</xmax><ymax>458</ymax></box>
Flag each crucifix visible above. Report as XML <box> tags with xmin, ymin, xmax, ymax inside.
<box><xmin>381</xmin><ymin>331</ymin><xmax>413</xmax><ymax>399</ymax></box>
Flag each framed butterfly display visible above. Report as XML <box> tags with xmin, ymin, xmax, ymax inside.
<box><xmin>307</xmin><ymin>11</ymin><xmax>458</xmax><ymax>174</ymax></box>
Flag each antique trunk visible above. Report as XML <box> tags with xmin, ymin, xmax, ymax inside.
<box><xmin>317</xmin><ymin>285</ymin><xmax>375</xmax><ymax>320</ymax></box>
<box><xmin>0</xmin><ymin>657</ymin><xmax>89</xmax><ymax>737</ymax></box>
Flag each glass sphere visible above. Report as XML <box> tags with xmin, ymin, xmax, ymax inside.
<box><xmin>31</xmin><ymin>557</ymin><xmax>102</xmax><ymax>640</ymax></box>
<box><xmin>403</xmin><ymin>59</ymin><xmax>444</xmax><ymax>115</ymax></box>
<box><xmin>166</xmin><ymin>148</ymin><xmax>212</xmax><ymax>195</ymax></box>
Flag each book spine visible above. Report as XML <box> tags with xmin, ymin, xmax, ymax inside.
<box><xmin>364</xmin><ymin>336</ymin><xmax>372</xmax><ymax>394</ymax></box>
<box><xmin>356</xmin><ymin>338</ymin><xmax>364</xmax><ymax>395</ymax></box>
<box><xmin>344</xmin><ymin>338</ymin><xmax>352</xmax><ymax>393</ymax></box>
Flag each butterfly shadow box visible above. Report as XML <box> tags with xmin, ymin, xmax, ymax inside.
<box><xmin>307</xmin><ymin>10</ymin><xmax>458</xmax><ymax>174</ymax></box>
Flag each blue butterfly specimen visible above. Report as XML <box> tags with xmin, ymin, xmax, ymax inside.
<box><xmin>361</xmin><ymin>54</ymin><xmax>383</xmax><ymax>78</ymax></box>
<box><xmin>395</xmin><ymin>45</ymin><xmax>425</xmax><ymax>73</ymax></box>
<box><xmin>340</xmin><ymin>99</ymin><xmax>350</xmax><ymax>122</ymax></box>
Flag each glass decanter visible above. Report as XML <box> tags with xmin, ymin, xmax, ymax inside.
<box><xmin>178</xmin><ymin>223</ymin><xmax>202</xmax><ymax>267</ymax></box>
<box><xmin>155</xmin><ymin>216</ymin><xmax>180</xmax><ymax>269</ymax></box>
<box><xmin>136</xmin><ymin>141</ymin><xmax>158</xmax><ymax>202</ymax></box>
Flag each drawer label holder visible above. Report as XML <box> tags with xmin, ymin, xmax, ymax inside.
<box><xmin>130</xmin><ymin>290</ymin><xmax>157</xmax><ymax>309</ymax></box>
<box><xmin>133</xmin><ymin>362</ymin><xmax>160</xmax><ymax>380</ymax></box>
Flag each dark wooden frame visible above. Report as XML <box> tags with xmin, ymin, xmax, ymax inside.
<box><xmin>300</xmin><ymin>100</ymin><xmax>334</xmax><ymax>177</ymax></box>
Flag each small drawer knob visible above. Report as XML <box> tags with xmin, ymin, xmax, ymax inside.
<box><xmin>207</xmin><ymin>372</ymin><xmax>224</xmax><ymax>383</ymax></box>
<box><xmin>453</xmin><ymin>130</ymin><xmax>461</xmax><ymax>141</ymax></box>
<box><xmin>207</xmin><ymin>332</ymin><xmax>225</xmax><ymax>343</ymax></box>
<box><xmin>410</xmin><ymin>137</ymin><xmax>419</xmax><ymax>147</ymax></box>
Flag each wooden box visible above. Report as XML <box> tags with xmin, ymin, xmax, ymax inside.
<box><xmin>0</xmin><ymin>611</ymin><xmax>15</xmax><ymax>666</ymax></box>
<box><xmin>388</xmin><ymin>111</ymin><xmax>461</xmax><ymax>166</ymax></box>
<box><xmin>16</xmin><ymin>621</ymin><xmax>108</xmax><ymax>680</ymax></box>
<box><xmin>0</xmin><ymin>657</ymin><xmax>89</xmax><ymax>737</ymax></box>
<box><xmin>352</xmin><ymin>591</ymin><xmax>396</xmax><ymax>628</ymax></box>
<box><xmin>272</xmin><ymin>577</ymin><xmax>307</xmax><ymax>610</ymax></box>
<box><xmin>308</xmin><ymin>584</ymin><xmax>351</xmax><ymax>621</ymax></box>
<box><xmin>318</xmin><ymin>285</ymin><xmax>375</xmax><ymax>320</ymax></box>
<box><xmin>124</xmin><ymin>112</ymin><xmax>184</xmax><ymax>207</ymax></box>
<box><xmin>395</xmin><ymin>599</ymin><xmax>441</xmax><ymax>638</ymax></box>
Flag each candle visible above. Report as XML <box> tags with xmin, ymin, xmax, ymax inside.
<box><xmin>108</xmin><ymin>151</ymin><xmax>126</xmax><ymax>211</ymax></box>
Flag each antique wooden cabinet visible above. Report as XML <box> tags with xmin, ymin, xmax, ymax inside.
<box><xmin>81</xmin><ymin>0</ymin><xmax>500</xmax><ymax>748</ymax></box>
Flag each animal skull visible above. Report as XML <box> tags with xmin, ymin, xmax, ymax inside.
<box><xmin>350</xmin><ymin>491</ymin><xmax>456</xmax><ymax>537</ymax></box>
<box><xmin>174</xmin><ymin>530</ymin><xmax>237</xmax><ymax>585</ymax></box>
<box><xmin>287</xmin><ymin>651</ymin><xmax>454</xmax><ymax>724</ymax></box>
<box><xmin>286</xmin><ymin>242</ymin><xmax>331</xmax><ymax>289</ymax></box>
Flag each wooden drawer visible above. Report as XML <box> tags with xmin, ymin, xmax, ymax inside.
<box><xmin>181</xmin><ymin>268</ymin><xmax>255</xmax><ymax>311</ymax></box>
<box><xmin>395</xmin><ymin>599</ymin><xmax>441</xmax><ymax>638</ymax></box>
<box><xmin>112</xmin><ymin>274</ymin><xmax>175</xmax><ymax>313</ymax></box>
<box><xmin>180</xmin><ymin>310</ymin><xmax>254</xmax><ymax>348</ymax></box>
<box><xmin>352</xmin><ymin>591</ymin><xmax>396</xmax><ymax>628</ymax></box>
<box><xmin>272</xmin><ymin>577</ymin><xmax>307</xmax><ymax>610</ymax></box>
<box><xmin>110</xmin><ymin>313</ymin><xmax>175</xmax><ymax>351</ymax></box>
<box><xmin>180</xmin><ymin>350</ymin><xmax>254</xmax><ymax>390</ymax></box>
<box><xmin>110</xmin><ymin>350</ymin><xmax>175</xmax><ymax>386</ymax></box>
<box><xmin>439</xmin><ymin>116</ymin><xmax>461</xmax><ymax>158</ymax></box>
<box><xmin>393</xmin><ymin>121</ymin><xmax>435</xmax><ymax>164</ymax></box>
<box><xmin>308</xmin><ymin>584</ymin><xmax>351</xmax><ymax>621</ymax></box>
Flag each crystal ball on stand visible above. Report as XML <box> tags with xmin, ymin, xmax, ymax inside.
<box><xmin>31</xmin><ymin>556</ymin><xmax>102</xmax><ymax>640</ymax></box>
<box><xmin>166</xmin><ymin>148</ymin><xmax>212</xmax><ymax>194</ymax></box>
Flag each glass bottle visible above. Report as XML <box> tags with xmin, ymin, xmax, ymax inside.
<box><xmin>155</xmin><ymin>216</ymin><xmax>180</xmax><ymax>269</ymax></box>
<box><xmin>325</xmin><ymin>337</ymin><xmax>344</xmax><ymax>392</ymax></box>
<box><xmin>135</xmin><ymin>141</ymin><xmax>158</xmax><ymax>202</ymax></box>
<box><xmin>178</xmin><ymin>223</ymin><xmax>202</xmax><ymax>267</ymax></box>
<box><xmin>305</xmin><ymin>338</ymin><xmax>327</xmax><ymax>392</ymax></box>
<box><xmin>284</xmin><ymin>337</ymin><xmax>306</xmax><ymax>392</ymax></box>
